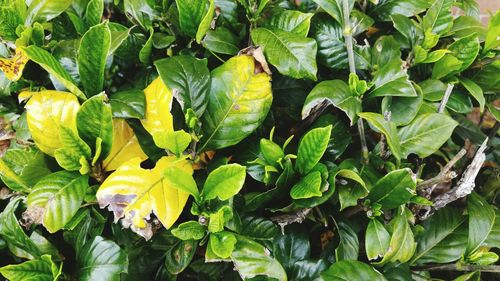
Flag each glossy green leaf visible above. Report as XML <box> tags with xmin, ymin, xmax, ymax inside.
<box><xmin>0</xmin><ymin>149</ymin><xmax>51</xmax><ymax>192</ymax></box>
<box><xmin>200</xmin><ymin>55</ymin><xmax>272</xmax><ymax>151</ymax></box>
<box><xmin>366</xmin><ymin>219</ymin><xmax>390</xmax><ymax>260</ymax></box>
<box><xmin>336</xmin><ymin>169</ymin><xmax>368</xmax><ymax>210</ymax></box>
<box><xmin>273</xmin><ymin>228</ymin><xmax>310</xmax><ymax>271</ymax></box>
<box><xmin>54</xmin><ymin>125</ymin><xmax>92</xmax><ymax>172</ymax></box>
<box><xmin>172</xmin><ymin>221</ymin><xmax>206</xmax><ymax>240</ymax></box>
<box><xmin>368</xmin><ymin>60</ymin><xmax>417</xmax><ymax>98</ymax></box>
<box><xmin>369</xmin><ymin>0</ymin><xmax>429</xmax><ymax>21</ymax></box>
<box><xmin>209</xmin><ymin>231</ymin><xmax>237</xmax><ymax>258</ymax></box>
<box><xmin>162</xmin><ymin>130</ymin><xmax>191</xmax><ymax>156</ymax></box>
<box><xmin>312</xmin><ymin>0</ymin><xmax>354</xmax><ymax>24</ymax></box>
<box><xmin>398</xmin><ymin>113</ymin><xmax>458</xmax><ymax>158</ymax></box>
<box><xmin>164</xmin><ymin>239</ymin><xmax>197</xmax><ymax>274</ymax></box>
<box><xmin>381</xmin><ymin>85</ymin><xmax>423</xmax><ymax>126</ymax></box>
<box><xmin>266</xmin><ymin>9</ymin><xmax>314</xmax><ymax>37</ymax></box>
<box><xmin>202</xmin><ymin>164</ymin><xmax>246</xmax><ymax>201</ymax></box>
<box><xmin>459</xmin><ymin>77</ymin><xmax>485</xmax><ymax>112</ymax></box>
<box><xmin>0</xmin><ymin>255</ymin><xmax>61</xmax><ymax>281</ymax></box>
<box><xmin>466</xmin><ymin>192</ymin><xmax>495</xmax><ymax>256</ymax></box>
<box><xmin>84</xmin><ymin>0</ymin><xmax>103</xmax><ymax>28</ymax></box>
<box><xmin>22</xmin><ymin>46</ymin><xmax>85</xmax><ymax>99</ymax></box>
<box><xmin>422</xmin><ymin>0</ymin><xmax>454</xmax><ymax>35</ymax></box>
<box><xmin>321</xmin><ymin>260</ymin><xmax>386</xmax><ymax>281</ymax></box>
<box><xmin>376</xmin><ymin>207</ymin><xmax>416</xmax><ymax>265</ymax></box>
<box><xmin>27</xmin><ymin>171</ymin><xmax>88</xmax><ymax>233</ymax></box>
<box><xmin>296</xmin><ymin>126</ymin><xmax>332</xmax><ymax>175</ymax></box>
<box><xmin>164</xmin><ymin>165</ymin><xmax>200</xmax><ymax>200</ymax></box>
<box><xmin>359</xmin><ymin>112</ymin><xmax>401</xmax><ymax>161</ymax></box>
<box><xmin>451</xmin><ymin>16</ymin><xmax>487</xmax><ymax>39</ymax></box>
<box><xmin>241</xmin><ymin>216</ymin><xmax>279</xmax><ymax>240</ymax></box>
<box><xmin>335</xmin><ymin>222</ymin><xmax>359</xmax><ymax>261</ymax></box>
<box><xmin>202</xmin><ymin>27</ymin><xmax>240</xmax><ymax>55</ymax></box>
<box><xmin>432</xmin><ymin>54</ymin><xmax>463</xmax><ymax>79</ymax></box>
<box><xmin>231</xmin><ymin>235</ymin><xmax>287</xmax><ymax>281</ymax></box>
<box><xmin>77</xmin><ymin>236</ymin><xmax>128</xmax><ymax>281</ymax></box>
<box><xmin>412</xmin><ymin>208</ymin><xmax>465</xmax><ymax>264</ymax></box>
<box><xmin>251</xmin><ymin>28</ymin><xmax>317</xmax><ymax>80</ymax></box>
<box><xmin>196</xmin><ymin>0</ymin><xmax>214</xmax><ymax>43</ymax></box>
<box><xmin>123</xmin><ymin>0</ymin><xmax>154</xmax><ymax>30</ymax></box>
<box><xmin>109</xmin><ymin>90</ymin><xmax>146</xmax><ymax>119</ymax></box>
<box><xmin>290</xmin><ymin>171</ymin><xmax>323</xmax><ymax>199</ymax></box>
<box><xmin>448</xmin><ymin>33</ymin><xmax>480</xmax><ymax>72</ymax></box>
<box><xmin>78</xmin><ymin>22</ymin><xmax>111</xmax><ymax>97</ymax></box>
<box><xmin>138</xmin><ymin>28</ymin><xmax>153</xmax><ymax>64</ymax></box>
<box><xmin>483</xmin><ymin>10</ymin><xmax>500</xmax><ymax>53</ymax></box>
<box><xmin>302</xmin><ymin>80</ymin><xmax>361</xmax><ymax>126</ymax></box>
<box><xmin>177</xmin><ymin>0</ymin><xmax>208</xmax><ymax>37</ymax></box>
<box><xmin>414</xmin><ymin>223</ymin><xmax>467</xmax><ymax>264</ymax></box>
<box><xmin>77</xmin><ymin>93</ymin><xmax>114</xmax><ymax>161</ymax></box>
<box><xmin>25</xmin><ymin>0</ymin><xmax>72</xmax><ymax>25</ymax></box>
<box><xmin>154</xmin><ymin>55</ymin><xmax>210</xmax><ymax>118</ymax></box>
<box><xmin>367</xmin><ymin>168</ymin><xmax>416</xmax><ymax>209</ymax></box>
<box><xmin>311</xmin><ymin>114</ymin><xmax>351</xmax><ymax>160</ymax></box>
<box><xmin>420</xmin><ymin>79</ymin><xmax>447</xmax><ymax>101</ymax></box>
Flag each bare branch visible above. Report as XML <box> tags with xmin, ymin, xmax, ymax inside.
<box><xmin>438</xmin><ymin>83</ymin><xmax>454</xmax><ymax>113</ymax></box>
<box><xmin>271</xmin><ymin>208</ymin><xmax>312</xmax><ymax>234</ymax></box>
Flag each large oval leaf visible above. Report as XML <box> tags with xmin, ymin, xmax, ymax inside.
<box><xmin>96</xmin><ymin>156</ymin><xmax>192</xmax><ymax>240</ymax></box>
<box><xmin>200</xmin><ymin>55</ymin><xmax>272</xmax><ymax>151</ymax></box>
<box><xmin>368</xmin><ymin>60</ymin><xmax>417</xmax><ymax>98</ymax></box>
<box><xmin>20</xmin><ymin>90</ymin><xmax>80</xmax><ymax>156</ymax></box>
<box><xmin>27</xmin><ymin>171</ymin><xmax>88</xmax><ymax>233</ymax></box>
<box><xmin>367</xmin><ymin>168</ymin><xmax>416</xmax><ymax>209</ymax></box>
<box><xmin>251</xmin><ymin>28</ymin><xmax>317</xmax><ymax>80</ymax></box>
<box><xmin>366</xmin><ymin>219</ymin><xmax>390</xmax><ymax>261</ymax></box>
<box><xmin>296</xmin><ymin>126</ymin><xmax>332</xmax><ymax>175</ymax></box>
<box><xmin>202</xmin><ymin>164</ymin><xmax>246</xmax><ymax>201</ymax></box>
<box><xmin>398</xmin><ymin>113</ymin><xmax>458</xmax><ymax>158</ymax></box>
<box><xmin>77</xmin><ymin>236</ymin><xmax>128</xmax><ymax>281</ymax></box>
<box><xmin>102</xmin><ymin>119</ymin><xmax>147</xmax><ymax>172</ymax></box>
<box><xmin>0</xmin><ymin>255</ymin><xmax>61</xmax><ymax>281</ymax></box>
<box><xmin>466</xmin><ymin>192</ymin><xmax>495</xmax><ymax>257</ymax></box>
<box><xmin>140</xmin><ymin>77</ymin><xmax>174</xmax><ymax>149</ymax></box>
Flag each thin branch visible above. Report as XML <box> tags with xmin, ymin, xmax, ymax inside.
<box><xmin>271</xmin><ymin>208</ymin><xmax>312</xmax><ymax>234</ymax></box>
<box><xmin>417</xmin><ymin>148</ymin><xmax>466</xmax><ymax>190</ymax></box>
<box><xmin>414</xmin><ymin>264</ymin><xmax>500</xmax><ymax>273</ymax></box>
<box><xmin>438</xmin><ymin>83</ymin><xmax>454</xmax><ymax>113</ymax></box>
<box><xmin>342</xmin><ymin>0</ymin><xmax>369</xmax><ymax>164</ymax></box>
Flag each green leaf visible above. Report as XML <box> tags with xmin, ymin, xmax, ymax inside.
<box><xmin>368</xmin><ymin>60</ymin><xmax>417</xmax><ymax>98</ymax></box>
<box><xmin>484</xmin><ymin>11</ymin><xmax>500</xmax><ymax>53</ymax></box>
<box><xmin>321</xmin><ymin>260</ymin><xmax>386</xmax><ymax>280</ymax></box>
<box><xmin>266</xmin><ymin>9</ymin><xmax>314</xmax><ymax>37</ymax></box>
<box><xmin>164</xmin><ymin>165</ymin><xmax>200</xmax><ymax>199</ymax></box>
<box><xmin>241</xmin><ymin>216</ymin><xmax>279</xmax><ymax>240</ymax></box>
<box><xmin>27</xmin><ymin>171</ymin><xmax>88</xmax><ymax>233</ymax></box>
<box><xmin>311</xmin><ymin>114</ymin><xmax>351</xmax><ymax>160</ymax></box>
<box><xmin>109</xmin><ymin>90</ymin><xmax>146</xmax><ymax>119</ymax></box>
<box><xmin>420</xmin><ymin>79</ymin><xmax>448</xmax><ymax>101</ymax></box>
<box><xmin>177</xmin><ymin>0</ymin><xmax>208</xmax><ymax>37</ymax></box>
<box><xmin>78</xmin><ymin>22</ymin><xmax>111</xmax><ymax>97</ymax></box>
<box><xmin>231</xmin><ymin>235</ymin><xmax>287</xmax><ymax>281</ymax></box>
<box><xmin>22</xmin><ymin>46</ymin><xmax>85</xmax><ymax>100</ymax></box>
<box><xmin>164</xmin><ymin>238</ymin><xmax>197</xmax><ymax>275</ymax></box>
<box><xmin>367</xmin><ymin>168</ymin><xmax>416</xmax><ymax>209</ymax></box>
<box><xmin>311</xmin><ymin>0</ymin><xmax>354</xmax><ymax>24</ymax></box>
<box><xmin>138</xmin><ymin>28</ymin><xmax>154</xmax><ymax>64</ymax></box>
<box><xmin>412</xmin><ymin>207</ymin><xmax>465</xmax><ymax>264</ymax></box>
<box><xmin>25</xmin><ymin>0</ymin><xmax>72</xmax><ymax>25</ymax></box>
<box><xmin>84</xmin><ymin>0</ymin><xmax>104</xmax><ymax>28</ymax></box>
<box><xmin>273</xmin><ymin>228</ymin><xmax>310</xmax><ymax>271</ymax></box>
<box><xmin>422</xmin><ymin>0</ymin><xmax>454</xmax><ymax>35</ymax></box>
<box><xmin>251</xmin><ymin>28</ymin><xmax>317</xmax><ymax>80</ymax></box>
<box><xmin>466</xmin><ymin>192</ymin><xmax>495</xmax><ymax>256</ymax></box>
<box><xmin>451</xmin><ymin>16</ymin><xmax>487</xmax><ymax>40</ymax></box>
<box><xmin>77</xmin><ymin>236</ymin><xmax>128</xmax><ymax>281</ymax></box>
<box><xmin>77</xmin><ymin>93</ymin><xmax>114</xmax><ymax>161</ymax></box>
<box><xmin>376</xmin><ymin>207</ymin><xmax>416</xmax><ymax>265</ymax></box>
<box><xmin>108</xmin><ymin>22</ymin><xmax>133</xmax><ymax>55</ymax></box>
<box><xmin>154</xmin><ymin>55</ymin><xmax>210</xmax><ymax>118</ymax></box>
<box><xmin>358</xmin><ymin>112</ymin><xmax>401</xmax><ymax>161</ymax></box>
<box><xmin>448</xmin><ymin>33</ymin><xmax>480</xmax><ymax>72</ymax></box>
<box><xmin>337</xmin><ymin>169</ymin><xmax>368</xmax><ymax>210</ymax></box>
<box><xmin>200</xmin><ymin>55</ymin><xmax>272</xmax><ymax>151</ymax></box>
<box><xmin>391</xmin><ymin>14</ymin><xmax>420</xmax><ymax>47</ymax></box>
<box><xmin>485</xmin><ymin>210</ymin><xmax>500</xmax><ymax>249</ymax></box>
<box><xmin>416</xmin><ymin>223</ymin><xmax>468</xmax><ymax>264</ymax></box>
<box><xmin>207</xmin><ymin>205</ymin><xmax>233</xmax><ymax>233</ymax></box>
<box><xmin>296</xmin><ymin>126</ymin><xmax>332</xmax><ymax>175</ymax></box>
<box><xmin>202</xmin><ymin>27</ymin><xmax>240</xmax><ymax>55</ymax></box>
<box><xmin>335</xmin><ymin>222</ymin><xmax>359</xmax><ymax>261</ymax></box>
<box><xmin>369</xmin><ymin>0</ymin><xmax>429</xmax><ymax>21</ymax></box>
<box><xmin>209</xmin><ymin>231</ymin><xmax>237</xmax><ymax>258</ymax></box>
<box><xmin>398</xmin><ymin>113</ymin><xmax>458</xmax><ymax>158</ymax></box>
<box><xmin>0</xmin><ymin>255</ymin><xmax>61</xmax><ymax>281</ymax></box>
<box><xmin>196</xmin><ymin>0</ymin><xmax>214</xmax><ymax>43</ymax></box>
<box><xmin>0</xmin><ymin>198</ymin><xmax>42</xmax><ymax>259</ymax></box>
<box><xmin>366</xmin><ymin>219</ymin><xmax>390</xmax><ymax>260</ymax></box>
<box><xmin>123</xmin><ymin>0</ymin><xmax>154</xmax><ymax>30</ymax></box>
<box><xmin>54</xmin><ymin>125</ymin><xmax>92</xmax><ymax>172</ymax></box>
<box><xmin>162</xmin><ymin>130</ymin><xmax>191</xmax><ymax>156</ymax></box>
<box><xmin>302</xmin><ymin>80</ymin><xmax>361</xmax><ymax>126</ymax></box>
<box><xmin>459</xmin><ymin>77</ymin><xmax>485</xmax><ymax>112</ymax></box>
<box><xmin>172</xmin><ymin>221</ymin><xmax>206</xmax><ymax>240</ymax></box>
<box><xmin>0</xmin><ymin>149</ymin><xmax>51</xmax><ymax>192</ymax></box>
<box><xmin>432</xmin><ymin>54</ymin><xmax>463</xmax><ymax>79</ymax></box>
<box><xmin>381</xmin><ymin>85</ymin><xmax>423</xmax><ymax>126</ymax></box>
<box><xmin>202</xmin><ymin>164</ymin><xmax>246</xmax><ymax>201</ymax></box>
<box><xmin>290</xmin><ymin>171</ymin><xmax>323</xmax><ymax>199</ymax></box>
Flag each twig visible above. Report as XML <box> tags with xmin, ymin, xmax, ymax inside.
<box><xmin>417</xmin><ymin>148</ymin><xmax>466</xmax><ymax>191</ymax></box>
<box><xmin>414</xmin><ymin>264</ymin><xmax>500</xmax><ymax>273</ymax></box>
<box><xmin>438</xmin><ymin>83</ymin><xmax>454</xmax><ymax>113</ymax></box>
<box><xmin>342</xmin><ymin>0</ymin><xmax>369</xmax><ymax>164</ymax></box>
<box><xmin>420</xmin><ymin>138</ymin><xmax>488</xmax><ymax>220</ymax></box>
<box><xmin>270</xmin><ymin>208</ymin><xmax>312</xmax><ymax>234</ymax></box>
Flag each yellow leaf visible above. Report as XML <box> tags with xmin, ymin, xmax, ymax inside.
<box><xmin>102</xmin><ymin>119</ymin><xmax>147</xmax><ymax>172</ymax></box>
<box><xmin>0</xmin><ymin>49</ymin><xmax>29</xmax><ymax>81</ymax></box>
<box><xmin>140</xmin><ymin>77</ymin><xmax>174</xmax><ymax>148</ymax></box>
<box><xmin>21</xmin><ymin>90</ymin><xmax>80</xmax><ymax>156</ymax></box>
<box><xmin>96</xmin><ymin>156</ymin><xmax>192</xmax><ymax>240</ymax></box>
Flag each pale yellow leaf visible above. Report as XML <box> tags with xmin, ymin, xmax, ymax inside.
<box><xmin>102</xmin><ymin>119</ymin><xmax>147</xmax><ymax>171</ymax></box>
<box><xmin>0</xmin><ymin>49</ymin><xmax>28</xmax><ymax>81</ymax></box>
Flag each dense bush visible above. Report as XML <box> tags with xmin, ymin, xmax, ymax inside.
<box><xmin>0</xmin><ymin>0</ymin><xmax>499</xmax><ymax>280</ymax></box>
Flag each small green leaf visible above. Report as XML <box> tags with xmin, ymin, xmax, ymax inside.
<box><xmin>172</xmin><ymin>221</ymin><xmax>206</xmax><ymax>240</ymax></box>
<box><xmin>368</xmin><ymin>60</ymin><xmax>417</xmax><ymax>98</ymax></box>
<box><xmin>359</xmin><ymin>112</ymin><xmax>401</xmax><ymax>161</ymax></box>
<box><xmin>448</xmin><ymin>33</ymin><xmax>480</xmax><ymax>72</ymax></box>
<box><xmin>367</xmin><ymin>168</ymin><xmax>416</xmax><ymax>209</ymax></box>
<box><xmin>77</xmin><ymin>236</ymin><xmax>128</xmax><ymax>281</ymax></box>
<box><xmin>25</xmin><ymin>0</ymin><xmax>72</xmax><ymax>25</ymax></box>
<box><xmin>422</xmin><ymin>0</ymin><xmax>454</xmax><ymax>35</ymax></box>
<box><xmin>162</xmin><ymin>130</ymin><xmax>191</xmax><ymax>156</ymax></box>
<box><xmin>209</xmin><ymin>231</ymin><xmax>237</xmax><ymax>259</ymax></box>
<box><xmin>202</xmin><ymin>27</ymin><xmax>240</xmax><ymax>55</ymax></box>
<box><xmin>164</xmin><ymin>239</ymin><xmax>197</xmax><ymax>274</ymax></box>
<box><xmin>78</xmin><ymin>22</ymin><xmax>111</xmax><ymax>97</ymax></box>
<box><xmin>459</xmin><ymin>77</ymin><xmax>485</xmax><ymax>112</ymax></box>
<box><xmin>164</xmin><ymin>166</ymin><xmax>200</xmax><ymax>199</ymax></box>
<box><xmin>109</xmin><ymin>90</ymin><xmax>146</xmax><ymax>119</ymax></box>
<box><xmin>335</xmin><ymin>222</ymin><xmax>359</xmax><ymax>261</ymax></box>
<box><xmin>0</xmin><ymin>255</ymin><xmax>62</xmax><ymax>281</ymax></box>
<box><xmin>290</xmin><ymin>171</ymin><xmax>323</xmax><ymax>199</ymax></box>
<box><xmin>432</xmin><ymin>54</ymin><xmax>463</xmax><ymax>79</ymax></box>
<box><xmin>296</xmin><ymin>126</ymin><xmax>332</xmax><ymax>175</ymax></box>
<box><xmin>177</xmin><ymin>0</ymin><xmax>208</xmax><ymax>37</ymax></box>
<box><xmin>202</xmin><ymin>164</ymin><xmax>246</xmax><ymax>201</ymax></box>
<box><xmin>366</xmin><ymin>219</ymin><xmax>390</xmax><ymax>260</ymax></box>
<box><xmin>0</xmin><ymin>149</ymin><xmax>51</xmax><ymax>193</ymax></box>
<box><xmin>83</xmin><ymin>0</ymin><xmax>104</xmax><ymax>28</ymax></box>
<box><xmin>139</xmin><ymin>28</ymin><xmax>154</xmax><ymax>64</ymax></box>
<box><xmin>266</xmin><ymin>9</ymin><xmax>314</xmax><ymax>37</ymax></box>
<box><xmin>484</xmin><ymin>11</ymin><xmax>500</xmax><ymax>53</ymax></box>
<box><xmin>77</xmin><ymin>93</ymin><xmax>114</xmax><ymax>161</ymax></box>
<box><xmin>321</xmin><ymin>260</ymin><xmax>386</xmax><ymax>280</ymax></box>
<box><xmin>54</xmin><ymin>126</ymin><xmax>92</xmax><ymax>172</ymax></box>
<box><xmin>337</xmin><ymin>169</ymin><xmax>368</xmax><ymax>210</ymax></box>
<box><xmin>196</xmin><ymin>0</ymin><xmax>214</xmax><ymax>43</ymax></box>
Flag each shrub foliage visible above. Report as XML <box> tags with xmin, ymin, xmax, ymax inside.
<box><xmin>0</xmin><ymin>0</ymin><xmax>499</xmax><ymax>280</ymax></box>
